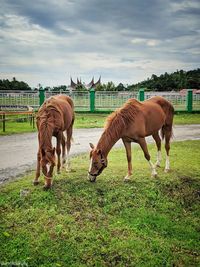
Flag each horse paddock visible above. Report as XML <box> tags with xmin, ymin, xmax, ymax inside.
<box><xmin>0</xmin><ymin>139</ymin><xmax>200</xmax><ymax>266</ymax></box>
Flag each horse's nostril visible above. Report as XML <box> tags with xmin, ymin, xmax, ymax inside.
<box><xmin>88</xmin><ymin>174</ymin><xmax>96</xmax><ymax>182</ymax></box>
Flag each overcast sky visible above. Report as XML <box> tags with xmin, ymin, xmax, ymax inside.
<box><xmin>0</xmin><ymin>0</ymin><xmax>199</xmax><ymax>87</ymax></box>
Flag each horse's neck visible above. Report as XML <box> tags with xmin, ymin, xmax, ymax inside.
<box><xmin>97</xmin><ymin>129</ymin><xmax>120</xmax><ymax>156</ymax></box>
<box><xmin>39</xmin><ymin>120</ymin><xmax>54</xmax><ymax>151</ymax></box>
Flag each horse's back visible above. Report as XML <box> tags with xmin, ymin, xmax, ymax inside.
<box><xmin>53</xmin><ymin>95</ymin><xmax>74</xmax><ymax>110</ymax></box>
<box><xmin>38</xmin><ymin>95</ymin><xmax>74</xmax><ymax>130</ymax></box>
<box><xmin>140</xmin><ymin>96</ymin><xmax>174</xmax><ymax>135</ymax></box>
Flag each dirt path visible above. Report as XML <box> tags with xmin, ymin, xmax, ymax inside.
<box><xmin>0</xmin><ymin>125</ymin><xmax>200</xmax><ymax>185</ymax></box>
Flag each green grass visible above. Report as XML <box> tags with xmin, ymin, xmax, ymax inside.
<box><xmin>0</xmin><ymin>113</ymin><xmax>200</xmax><ymax>135</ymax></box>
<box><xmin>173</xmin><ymin>113</ymin><xmax>200</xmax><ymax>125</ymax></box>
<box><xmin>0</xmin><ymin>140</ymin><xmax>200</xmax><ymax>266</ymax></box>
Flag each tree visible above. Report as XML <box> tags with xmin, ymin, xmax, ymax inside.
<box><xmin>106</xmin><ymin>81</ymin><xmax>115</xmax><ymax>91</ymax></box>
<box><xmin>0</xmin><ymin>78</ymin><xmax>31</xmax><ymax>91</ymax></box>
<box><xmin>115</xmin><ymin>83</ymin><xmax>126</xmax><ymax>91</ymax></box>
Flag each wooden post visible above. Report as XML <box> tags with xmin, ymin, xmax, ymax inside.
<box><xmin>33</xmin><ymin>112</ymin><xmax>35</xmax><ymax>128</ymax></box>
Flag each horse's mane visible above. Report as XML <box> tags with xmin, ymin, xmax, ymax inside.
<box><xmin>98</xmin><ymin>98</ymin><xmax>141</xmax><ymax>150</ymax></box>
<box><xmin>37</xmin><ymin>98</ymin><xmax>63</xmax><ymax>151</ymax></box>
<box><xmin>38</xmin><ymin>110</ymin><xmax>54</xmax><ymax>151</ymax></box>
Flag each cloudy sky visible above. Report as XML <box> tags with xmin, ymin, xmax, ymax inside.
<box><xmin>0</xmin><ymin>0</ymin><xmax>199</xmax><ymax>87</ymax></box>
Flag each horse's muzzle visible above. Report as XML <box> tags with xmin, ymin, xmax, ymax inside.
<box><xmin>88</xmin><ymin>173</ymin><xmax>96</xmax><ymax>182</ymax></box>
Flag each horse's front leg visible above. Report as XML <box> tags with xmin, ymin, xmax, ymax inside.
<box><xmin>122</xmin><ymin>139</ymin><xmax>132</xmax><ymax>181</ymax></box>
<box><xmin>56</xmin><ymin>134</ymin><xmax>61</xmax><ymax>174</ymax></box>
<box><xmin>66</xmin><ymin>126</ymin><xmax>73</xmax><ymax>172</ymax></box>
<box><xmin>33</xmin><ymin>150</ymin><xmax>41</xmax><ymax>185</ymax></box>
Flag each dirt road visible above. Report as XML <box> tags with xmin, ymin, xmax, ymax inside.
<box><xmin>0</xmin><ymin>125</ymin><xmax>199</xmax><ymax>185</ymax></box>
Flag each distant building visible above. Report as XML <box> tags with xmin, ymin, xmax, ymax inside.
<box><xmin>179</xmin><ymin>89</ymin><xmax>199</xmax><ymax>95</ymax></box>
<box><xmin>69</xmin><ymin>76</ymin><xmax>101</xmax><ymax>90</ymax></box>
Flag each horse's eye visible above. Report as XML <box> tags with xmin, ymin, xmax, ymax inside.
<box><xmin>93</xmin><ymin>162</ymin><xmax>98</xmax><ymax>167</ymax></box>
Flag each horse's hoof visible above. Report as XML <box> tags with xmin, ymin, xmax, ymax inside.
<box><xmin>124</xmin><ymin>176</ymin><xmax>131</xmax><ymax>182</ymax></box>
<box><xmin>43</xmin><ymin>185</ymin><xmax>51</xmax><ymax>191</ymax></box>
<box><xmin>155</xmin><ymin>164</ymin><xmax>161</xmax><ymax>168</ymax></box>
<box><xmin>33</xmin><ymin>180</ymin><xmax>39</xmax><ymax>186</ymax></box>
<box><xmin>151</xmin><ymin>172</ymin><xmax>158</xmax><ymax>178</ymax></box>
<box><xmin>164</xmin><ymin>168</ymin><xmax>170</xmax><ymax>173</ymax></box>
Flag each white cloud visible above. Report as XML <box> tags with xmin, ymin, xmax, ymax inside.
<box><xmin>0</xmin><ymin>0</ymin><xmax>199</xmax><ymax>87</ymax></box>
<box><xmin>131</xmin><ymin>38</ymin><xmax>161</xmax><ymax>47</ymax></box>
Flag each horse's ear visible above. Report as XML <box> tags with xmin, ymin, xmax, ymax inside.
<box><xmin>89</xmin><ymin>143</ymin><xmax>94</xmax><ymax>149</ymax></box>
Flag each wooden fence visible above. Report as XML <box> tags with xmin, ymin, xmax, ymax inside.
<box><xmin>0</xmin><ymin>111</ymin><xmax>35</xmax><ymax>132</ymax></box>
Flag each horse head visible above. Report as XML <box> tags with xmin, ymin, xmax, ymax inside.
<box><xmin>41</xmin><ymin>147</ymin><xmax>56</xmax><ymax>178</ymax></box>
<box><xmin>88</xmin><ymin>143</ymin><xmax>107</xmax><ymax>182</ymax></box>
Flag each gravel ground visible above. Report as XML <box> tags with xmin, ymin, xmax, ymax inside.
<box><xmin>0</xmin><ymin>125</ymin><xmax>200</xmax><ymax>185</ymax></box>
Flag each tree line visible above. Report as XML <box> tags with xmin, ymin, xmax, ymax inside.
<box><xmin>0</xmin><ymin>69</ymin><xmax>199</xmax><ymax>91</ymax></box>
<box><xmin>0</xmin><ymin>77</ymin><xmax>31</xmax><ymax>91</ymax></box>
<box><xmin>128</xmin><ymin>69</ymin><xmax>200</xmax><ymax>91</ymax></box>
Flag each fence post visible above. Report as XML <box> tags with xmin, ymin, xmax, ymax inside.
<box><xmin>90</xmin><ymin>88</ymin><xmax>95</xmax><ymax>112</ymax></box>
<box><xmin>3</xmin><ymin>113</ymin><xmax>5</xmax><ymax>132</ymax></box>
<box><xmin>39</xmin><ymin>87</ymin><xmax>45</xmax><ymax>106</ymax></box>
<box><xmin>139</xmin><ymin>88</ymin><xmax>145</xmax><ymax>101</ymax></box>
<box><xmin>187</xmin><ymin>89</ymin><xmax>193</xmax><ymax>113</ymax></box>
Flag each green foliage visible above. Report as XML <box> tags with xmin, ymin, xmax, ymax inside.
<box><xmin>105</xmin><ymin>81</ymin><xmax>116</xmax><ymax>91</ymax></box>
<box><xmin>95</xmin><ymin>83</ymin><xmax>105</xmax><ymax>91</ymax></box>
<box><xmin>44</xmin><ymin>85</ymin><xmax>68</xmax><ymax>92</ymax></box>
<box><xmin>0</xmin><ymin>141</ymin><xmax>200</xmax><ymax>266</ymax></box>
<box><xmin>130</xmin><ymin>69</ymin><xmax>200</xmax><ymax>91</ymax></box>
<box><xmin>0</xmin><ymin>77</ymin><xmax>31</xmax><ymax>91</ymax></box>
<box><xmin>115</xmin><ymin>83</ymin><xmax>126</xmax><ymax>91</ymax></box>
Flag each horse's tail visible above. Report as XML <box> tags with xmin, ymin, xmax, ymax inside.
<box><xmin>161</xmin><ymin>102</ymin><xmax>174</xmax><ymax>140</ymax></box>
<box><xmin>66</xmin><ymin>96</ymin><xmax>74</xmax><ymax>110</ymax></box>
<box><xmin>66</xmin><ymin>96</ymin><xmax>75</xmax><ymax>127</ymax></box>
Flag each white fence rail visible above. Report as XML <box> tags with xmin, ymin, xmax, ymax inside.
<box><xmin>0</xmin><ymin>90</ymin><xmax>200</xmax><ymax>112</ymax></box>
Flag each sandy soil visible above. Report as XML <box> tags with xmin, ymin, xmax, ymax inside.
<box><xmin>0</xmin><ymin>125</ymin><xmax>199</xmax><ymax>185</ymax></box>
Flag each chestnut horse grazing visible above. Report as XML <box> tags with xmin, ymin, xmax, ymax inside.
<box><xmin>88</xmin><ymin>96</ymin><xmax>174</xmax><ymax>182</ymax></box>
<box><xmin>34</xmin><ymin>95</ymin><xmax>75</xmax><ymax>189</ymax></box>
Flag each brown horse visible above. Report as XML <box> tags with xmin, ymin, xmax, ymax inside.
<box><xmin>34</xmin><ymin>94</ymin><xmax>75</xmax><ymax>189</ymax></box>
<box><xmin>88</xmin><ymin>96</ymin><xmax>174</xmax><ymax>182</ymax></box>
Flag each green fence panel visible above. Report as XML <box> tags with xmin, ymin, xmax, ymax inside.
<box><xmin>95</xmin><ymin>91</ymin><xmax>138</xmax><ymax>111</ymax></box>
<box><xmin>0</xmin><ymin>89</ymin><xmax>200</xmax><ymax>112</ymax></box>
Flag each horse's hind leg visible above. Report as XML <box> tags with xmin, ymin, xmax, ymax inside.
<box><xmin>56</xmin><ymin>133</ymin><xmax>62</xmax><ymax>174</ymax></box>
<box><xmin>152</xmin><ymin>132</ymin><xmax>162</xmax><ymax>167</ymax></box>
<box><xmin>61</xmin><ymin>133</ymin><xmax>66</xmax><ymax>168</ymax></box>
<box><xmin>33</xmin><ymin>150</ymin><xmax>41</xmax><ymax>185</ymax></box>
<box><xmin>138</xmin><ymin>138</ymin><xmax>157</xmax><ymax>177</ymax></box>
<box><xmin>66</xmin><ymin>125</ymin><xmax>73</xmax><ymax>171</ymax></box>
<box><xmin>164</xmin><ymin>127</ymin><xmax>172</xmax><ymax>173</ymax></box>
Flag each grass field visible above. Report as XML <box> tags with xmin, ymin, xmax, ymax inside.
<box><xmin>0</xmin><ymin>140</ymin><xmax>199</xmax><ymax>266</ymax></box>
<box><xmin>0</xmin><ymin>113</ymin><xmax>200</xmax><ymax>135</ymax></box>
